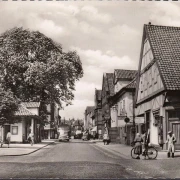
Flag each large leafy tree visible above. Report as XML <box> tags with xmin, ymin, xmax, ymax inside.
<box><xmin>0</xmin><ymin>27</ymin><xmax>83</xmax><ymax>121</ymax></box>
<box><xmin>0</xmin><ymin>87</ymin><xmax>19</xmax><ymax>125</ymax></box>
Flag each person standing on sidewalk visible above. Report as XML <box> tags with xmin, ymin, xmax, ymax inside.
<box><xmin>6</xmin><ymin>131</ymin><xmax>11</xmax><ymax>148</ymax></box>
<box><xmin>166</xmin><ymin>131</ymin><xmax>176</xmax><ymax>158</ymax></box>
<box><xmin>28</xmin><ymin>132</ymin><xmax>34</xmax><ymax>146</ymax></box>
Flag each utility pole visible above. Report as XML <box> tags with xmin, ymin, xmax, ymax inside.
<box><xmin>132</xmin><ymin>91</ymin><xmax>136</xmax><ymax>141</ymax></box>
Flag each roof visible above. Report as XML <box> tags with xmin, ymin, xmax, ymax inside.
<box><xmin>114</xmin><ymin>69</ymin><xmax>138</xmax><ymax>81</ymax></box>
<box><xmin>109</xmin><ymin>78</ymin><xmax>136</xmax><ymax>103</ymax></box>
<box><xmin>145</xmin><ymin>24</ymin><xmax>180</xmax><ymax>90</ymax></box>
<box><xmin>21</xmin><ymin>102</ymin><xmax>40</xmax><ymax>108</ymax></box>
<box><xmin>106</xmin><ymin>73</ymin><xmax>114</xmax><ymax>96</ymax></box>
<box><xmin>85</xmin><ymin>106</ymin><xmax>95</xmax><ymax>115</ymax></box>
<box><xmin>125</xmin><ymin>78</ymin><xmax>136</xmax><ymax>89</ymax></box>
<box><xmin>15</xmin><ymin>104</ymin><xmax>37</xmax><ymax>116</ymax></box>
<box><xmin>95</xmin><ymin>89</ymin><xmax>102</xmax><ymax>101</ymax></box>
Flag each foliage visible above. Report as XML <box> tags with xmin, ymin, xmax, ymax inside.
<box><xmin>0</xmin><ymin>27</ymin><xmax>83</xmax><ymax>120</ymax></box>
<box><xmin>0</xmin><ymin>87</ymin><xmax>19</xmax><ymax>125</ymax></box>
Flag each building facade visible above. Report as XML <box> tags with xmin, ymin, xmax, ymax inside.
<box><xmin>43</xmin><ymin>103</ymin><xmax>59</xmax><ymax>139</ymax></box>
<box><xmin>101</xmin><ymin>73</ymin><xmax>114</xmax><ymax>134</ymax></box>
<box><xmin>0</xmin><ymin>102</ymin><xmax>41</xmax><ymax>143</ymax></box>
<box><xmin>84</xmin><ymin>106</ymin><xmax>95</xmax><ymax>133</ymax></box>
<box><xmin>135</xmin><ymin>23</ymin><xmax>180</xmax><ymax>150</ymax></box>
<box><xmin>94</xmin><ymin>89</ymin><xmax>103</xmax><ymax>139</ymax></box>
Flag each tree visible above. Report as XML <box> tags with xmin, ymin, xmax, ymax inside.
<box><xmin>0</xmin><ymin>87</ymin><xmax>19</xmax><ymax>125</ymax></box>
<box><xmin>0</xmin><ymin>27</ymin><xmax>83</xmax><ymax>121</ymax></box>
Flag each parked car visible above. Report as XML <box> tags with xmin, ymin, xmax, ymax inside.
<box><xmin>74</xmin><ymin>130</ymin><xmax>83</xmax><ymax>139</ymax></box>
<box><xmin>58</xmin><ymin>124</ymin><xmax>71</xmax><ymax>142</ymax></box>
<box><xmin>82</xmin><ymin>133</ymin><xmax>90</xmax><ymax>141</ymax></box>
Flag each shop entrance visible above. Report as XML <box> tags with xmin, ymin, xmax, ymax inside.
<box><xmin>168</xmin><ymin>110</ymin><xmax>180</xmax><ymax>150</ymax></box>
<box><xmin>172</xmin><ymin>123</ymin><xmax>180</xmax><ymax>149</ymax></box>
<box><xmin>4</xmin><ymin>125</ymin><xmax>10</xmax><ymax>141</ymax></box>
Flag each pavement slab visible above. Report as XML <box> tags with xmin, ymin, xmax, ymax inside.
<box><xmin>0</xmin><ymin>140</ymin><xmax>55</xmax><ymax>156</ymax></box>
<box><xmin>95</xmin><ymin>142</ymin><xmax>180</xmax><ymax>160</ymax></box>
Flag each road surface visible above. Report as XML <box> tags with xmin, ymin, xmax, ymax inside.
<box><xmin>0</xmin><ymin>139</ymin><xmax>178</xmax><ymax>178</ymax></box>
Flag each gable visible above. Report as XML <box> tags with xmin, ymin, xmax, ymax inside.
<box><xmin>137</xmin><ymin>62</ymin><xmax>164</xmax><ymax>103</ymax></box>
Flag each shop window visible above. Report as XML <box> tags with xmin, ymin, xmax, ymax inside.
<box><xmin>12</xmin><ymin>126</ymin><xmax>18</xmax><ymax>135</ymax></box>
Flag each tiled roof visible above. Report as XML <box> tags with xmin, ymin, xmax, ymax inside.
<box><xmin>106</xmin><ymin>73</ymin><xmax>114</xmax><ymax>96</ymax></box>
<box><xmin>95</xmin><ymin>89</ymin><xmax>102</xmax><ymax>101</ymax></box>
<box><xmin>15</xmin><ymin>104</ymin><xmax>36</xmax><ymax>116</ymax></box>
<box><xmin>86</xmin><ymin>106</ymin><xmax>95</xmax><ymax>115</ymax></box>
<box><xmin>146</xmin><ymin>24</ymin><xmax>180</xmax><ymax>90</ymax></box>
<box><xmin>21</xmin><ymin>102</ymin><xmax>40</xmax><ymax>108</ymax></box>
<box><xmin>114</xmin><ymin>69</ymin><xmax>137</xmax><ymax>80</ymax></box>
<box><xmin>110</xmin><ymin>78</ymin><xmax>136</xmax><ymax>103</ymax></box>
<box><xmin>125</xmin><ymin>78</ymin><xmax>136</xmax><ymax>89</ymax></box>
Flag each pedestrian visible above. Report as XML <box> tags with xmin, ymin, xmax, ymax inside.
<box><xmin>6</xmin><ymin>131</ymin><xmax>11</xmax><ymax>148</ymax></box>
<box><xmin>28</xmin><ymin>132</ymin><xmax>34</xmax><ymax>146</ymax></box>
<box><xmin>103</xmin><ymin>131</ymin><xmax>110</xmax><ymax>145</ymax></box>
<box><xmin>141</xmin><ymin>129</ymin><xmax>150</xmax><ymax>156</ymax></box>
<box><xmin>166</xmin><ymin>131</ymin><xmax>176</xmax><ymax>158</ymax></box>
<box><xmin>134</xmin><ymin>133</ymin><xmax>143</xmax><ymax>159</ymax></box>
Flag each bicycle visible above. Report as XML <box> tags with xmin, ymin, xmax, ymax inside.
<box><xmin>131</xmin><ymin>143</ymin><xmax>158</xmax><ymax>160</ymax></box>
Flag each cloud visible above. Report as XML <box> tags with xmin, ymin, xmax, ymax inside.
<box><xmin>81</xmin><ymin>5</ymin><xmax>112</xmax><ymax>24</ymax></box>
<box><xmin>59</xmin><ymin>99</ymin><xmax>94</xmax><ymax>119</ymax></box>
<box><xmin>109</xmin><ymin>24</ymin><xmax>139</xmax><ymax>39</ymax></box>
<box><xmin>73</xmin><ymin>81</ymin><xmax>101</xmax><ymax>100</ymax></box>
<box><xmin>73</xmin><ymin>47</ymin><xmax>137</xmax><ymax>70</ymax></box>
<box><xmin>150</xmin><ymin>2</ymin><xmax>180</xmax><ymax>27</ymax></box>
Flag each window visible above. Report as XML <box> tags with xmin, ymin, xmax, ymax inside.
<box><xmin>12</xmin><ymin>126</ymin><xmax>18</xmax><ymax>135</ymax></box>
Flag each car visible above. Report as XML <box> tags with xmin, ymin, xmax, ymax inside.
<box><xmin>58</xmin><ymin>124</ymin><xmax>71</xmax><ymax>142</ymax></box>
<box><xmin>74</xmin><ymin>130</ymin><xmax>83</xmax><ymax>139</ymax></box>
<box><xmin>82</xmin><ymin>133</ymin><xmax>89</xmax><ymax>141</ymax></box>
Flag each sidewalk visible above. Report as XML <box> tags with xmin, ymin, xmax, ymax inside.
<box><xmin>0</xmin><ymin>140</ymin><xmax>55</xmax><ymax>156</ymax></box>
<box><xmin>95</xmin><ymin>142</ymin><xmax>180</xmax><ymax>160</ymax></box>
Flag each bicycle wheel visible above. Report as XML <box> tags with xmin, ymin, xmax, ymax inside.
<box><xmin>147</xmin><ymin>147</ymin><xmax>158</xmax><ymax>159</ymax></box>
<box><xmin>131</xmin><ymin>148</ymin><xmax>137</xmax><ymax>159</ymax></box>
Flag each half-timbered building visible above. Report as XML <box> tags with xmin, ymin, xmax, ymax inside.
<box><xmin>136</xmin><ymin>23</ymin><xmax>180</xmax><ymax>149</ymax></box>
<box><xmin>101</xmin><ymin>73</ymin><xmax>114</xmax><ymax>134</ymax></box>
<box><xmin>94</xmin><ymin>89</ymin><xmax>103</xmax><ymax>139</ymax></box>
<box><xmin>109</xmin><ymin>69</ymin><xmax>138</xmax><ymax>144</ymax></box>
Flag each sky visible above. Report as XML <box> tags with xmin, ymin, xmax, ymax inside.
<box><xmin>0</xmin><ymin>1</ymin><xmax>180</xmax><ymax>120</ymax></box>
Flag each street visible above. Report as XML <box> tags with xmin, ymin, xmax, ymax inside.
<box><xmin>0</xmin><ymin>140</ymin><xmax>179</xmax><ymax>179</ymax></box>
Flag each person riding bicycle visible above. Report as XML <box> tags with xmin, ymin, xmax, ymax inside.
<box><xmin>134</xmin><ymin>133</ymin><xmax>143</xmax><ymax>159</ymax></box>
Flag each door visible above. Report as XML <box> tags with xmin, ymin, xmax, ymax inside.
<box><xmin>4</xmin><ymin>125</ymin><xmax>10</xmax><ymax>141</ymax></box>
<box><xmin>172</xmin><ymin>123</ymin><xmax>180</xmax><ymax>149</ymax></box>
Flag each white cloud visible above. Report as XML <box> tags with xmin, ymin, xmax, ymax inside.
<box><xmin>78</xmin><ymin>21</ymin><xmax>102</xmax><ymax>35</ymax></box>
<box><xmin>150</xmin><ymin>2</ymin><xmax>180</xmax><ymax>27</ymax></box>
<box><xmin>81</xmin><ymin>5</ymin><xmax>112</xmax><ymax>24</ymax></box>
<box><xmin>59</xmin><ymin>99</ymin><xmax>94</xmax><ymax>119</ymax></box>
<box><xmin>109</xmin><ymin>24</ymin><xmax>139</xmax><ymax>38</ymax></box>
<box><xmin>73</xmin><ymin>47</ymin><xmax>137</xmax><ymax>70</ymax></box>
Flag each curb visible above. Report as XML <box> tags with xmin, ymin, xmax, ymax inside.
<box><xmin>0</xmin><ymin>141</ymin><xmax>55</xmax><ymax>157</ymax></box>
<box><xmin>94</xmin><ymin>143</ymin><xmax>130</xmax><ymax>159</ymax></box>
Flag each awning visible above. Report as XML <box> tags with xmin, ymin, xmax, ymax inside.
<box><xmin>91</xmin><ymin>126</ymin><xmax>97</xmax><ymax>132</ymax></box>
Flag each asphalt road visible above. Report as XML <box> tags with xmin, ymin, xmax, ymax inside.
<box><xmin>0</xmin><ymin>139</ymin><xmax>179</xmax><ymax>179</ymax></box>
<box><xmin>0</xmin><ymin>139</ymin><xmax>138</xmax><ymax>179</ymax></box>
